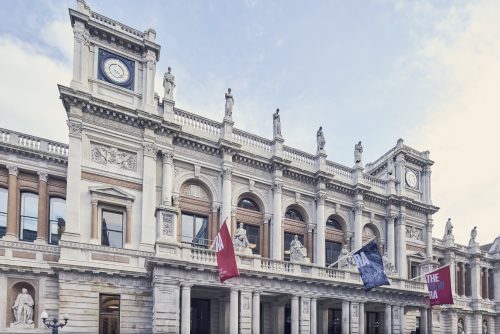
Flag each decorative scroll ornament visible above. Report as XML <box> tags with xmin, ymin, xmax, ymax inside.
<box><xmin>143</xmin><ymin>142</ymin><xmax>159</xmax><ymax>157</ymax></box>
<box><xmin>91</xmin><ymin>144</ymin><xmax>137</xmax><ymax>171</ymax></box>
<box><xmin>67</xmin><ymin>120</ymin><xmax>82</xmax><ymax>137</ymax></box>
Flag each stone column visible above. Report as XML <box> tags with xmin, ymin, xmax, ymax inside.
<box><xmin>397</xmin><ymin>211</ymin><xmax>407</xmax><ymax>278</ymax></box>
<box><xmin>386</xmin><ymin>213</ymin><xmax>396</xmax><ymax>265</ymax></box>
<box><xmin>422</xmin><ymin>165</ymin><xmax>432</xmax><ymax>204</ymax></box>
<box><xmin>181</xmin><ymin>285</ymin><xmax>191</xmax><ymax>334</ymax></box>
<box><xmin>291</xmin><ymin>296</ymin><xmax>299</xmax><ymax>334</ymax></box>
<box><xmin>141</xmin><ymin>141</ymin><xmax>158</xmax><ymax>251</ymax></box>
<box><xmin>300</xmin><ymin>297</ymin><xmax>311</xmax><ymax>333</ymax></box>
<box><xmin>320</xmin><ymin>307</ymin><xmax>329</xmax><ymax>334</ymax></box>
<box><xmin>222</xmin><ymin>166</ymin><xmax>232</xmax><ymax>229</ymax></box>
<box><xmin>240</xmin><ymin>290</ymin><xmax>252</xmax><ymax>334</ymax></box>
<box><xmin>4</xmin><ymin>165</ymin><xmax>18</xmax><ymax>240</ymax></box>
<box><xmin>310</xmin><ymin>298</ymin><xmax>317</xmax><ymax>334</ymax></box>
<box><xmin>90</xmin><ymin>198</ymin><xmax>98</xmax><ymax>242</ymax></box>
<box><xmin>125</xmin><ymin>204</ymin><xmax>132</xmax><ymax>246</ymax></box>
<box><xmin>161</xmin><ymin>151</ymin><xmax>174</xmax><ymax>206</ymax></box>
<box><xmin>315</xmin><ymin>192</ymin><xmax>326</xmax><ymax>266</ymax></box>
<box><xmin>143</xmin><ymin>49</ymin><xmax>157</xmax><ymax>111</ymax></box>
<box><xmin>63</xmin><ymin>119</ymin><xmax>83</xmax><ymax>242</ymax></box>
<box><xmin>426</xmin><ymin>219</ymin><xmax>433</xmax><ymax>259</ymax></box>
<box><xmin>230</xmin><ymin>289</ymin><xmax>239</xmax><ymax>334</ymax></box>
<box><xmin>271</xmin><ymin>179</ymin><xmax>283</xmax><ymax>260</ymax></box>
<box><xmin>0</xmin><ymin>275</ymin><xmax>6</xmax><ymax>328</ymax></box>
<box><xmin>342</xmin><ymin>301</ymin><xmax>349</xmax><ymax>334</ymax></box>
<box><xmin>35</xmin><ymin>171</ymin><xmax>48</xmax><ymax>243</ymax></box>
<box><xmin>353</xmin><ymin>200</ymin><xmax>363</xmax><ymax>250</ymax></box>
<box><xmin>359</xmin><ymin>303</ymin><xmax>365</xmax><ymax>334</ymax></box>
<box><xmin>307</xmin><ymin>224</ymin><xmax>314</xmax><ymax>261</ymax></box>
<box><xmin>262</xmin><ymin>215</ymin><xmax>270</xmax><ymax>258</ymax></box>
<box><xmin>420</xmin><ymin>308</ymin><xmax>428</xmax><ymax>334</ymax></box>
<box><xmin>384</xmin><ymin>305</ymin><xmax>392</xmax><ymax>334</ymax></box>
<box><xmin>398</xmin><ymin>306</ymin><xmax>405</xmax><ymax>334</ymax></box>
<box><xmin>252</xmin><ymin>292</ymin><xmax>260</xmax><ymax>334</ymax></box>
<box><xmin>231</xmin><ymin>208</ymin><xmax>237</xmax><ymax>236</ymax></box>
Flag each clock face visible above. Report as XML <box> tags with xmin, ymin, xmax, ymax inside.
<box><xmin>405</xmin><ymin>170</ymin><xmax>418</xmax><ymax>188</ymax></box>
<box><xmin>102</xmin><ymin>58</ymin><xmax>130</xmax><ymax>84</ymax></box>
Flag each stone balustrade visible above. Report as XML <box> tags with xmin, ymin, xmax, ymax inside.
<box><xmin>0</xmin><ymin>127</ymin><xmax>69</xmax><ymax>157</ymax></box>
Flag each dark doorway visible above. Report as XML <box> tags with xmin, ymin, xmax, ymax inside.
<box><xmin>328</xmin><ymin>309</ymin><xmax>342</xmax><ymax>334</ymax></box>
<box><xmin>284</xmin><ymin>305</ymin><xmax>291</xmax><ymax>334</ymax></box>
<box><xmin>191</xmin><ymin>298</ymin><xmax>210</xmax><ymax>334</ymax></box>
<box><xmin>366</xmin><ymin>312</ymin><xmax>380</xmax><ymax>334</ymax></box>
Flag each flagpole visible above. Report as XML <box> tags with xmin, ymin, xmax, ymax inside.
<box><xmin>327</xmin><ymin>237</ymin><xmax>376</xmax><ymax>268</ymax></box>
<box><xmin>409</xmin><ymin>263</ymin><xmax>451</xmax><ymax>281</ymax></box>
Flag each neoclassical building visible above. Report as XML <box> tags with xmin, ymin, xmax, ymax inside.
<box><xmin>0</xmin><ymin>1</ymin><xmax>498</xmax><ymax>333</ymax></box>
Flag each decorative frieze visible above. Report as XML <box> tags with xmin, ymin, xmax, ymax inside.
<box><xmin>67</xmin><ymin>120</ymin><xmax>82</xmax><ymax>138</ymax></box>
<box><xmin>91</xmin><ymin>143</ymin><xmax>137</xmax><ymax>171</ymax></box>
<box><xmin>406</xmin><ymin>225</ymin><xmax>423</xmax><ymax>241</ymax></box>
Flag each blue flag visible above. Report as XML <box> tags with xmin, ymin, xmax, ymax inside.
<box><xmin>353</xmin><ymin>239</ymin><xmax>390</xmax><ymax>290</ymax></box>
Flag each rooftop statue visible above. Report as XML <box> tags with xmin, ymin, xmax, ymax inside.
<box><xmin>354</xmin><ymin>141</ymin><xmax>363</xmax><ymax>166</ymax></box>
<box><xmin>225</xmin><ymin>88</ymin><xmax>234</xmax><ymax>118</ymax></box>
<box><xmin>163</xmin><ymin>67</ymin><xmax>175</xmax><ymax>99</ymax></box>
<box><xmin>469</xmin><ymin>226</ymin><xmax>478</xmax><ymax>247</ymax></box>
<box><xmin>317</xmin><ymin>126</ymin><xmax>326</xmax><ymax>151</ymax></box>
<box><xmin>444</xmin><ymin>218</ymin><xmax>453</xmax><ymax>238</ymax></box>
<box><xmin>273</xmin><ymin>108</ymin><xmax>281</xmax><ymax>137</ymax></box>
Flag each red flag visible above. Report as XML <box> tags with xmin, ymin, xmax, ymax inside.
<box><xmin>215</xmin><ymin>219</ymin><xmax>240</xmax><ymax>283</ymax></box>
<box><xmin>425</xmin><ymin>264</ymin><xmax>454</xmax><ymax>306</ymax></box>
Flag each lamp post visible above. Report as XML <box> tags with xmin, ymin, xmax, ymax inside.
<box><xmin>41</xmin><ymin>311</ymin><xmax>69</xmax><ymax>334</ymax></box>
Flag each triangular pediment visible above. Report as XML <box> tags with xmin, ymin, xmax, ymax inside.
<box><xmin>89</xmin><ymin>186</ymin><xmax>135</xmax><ymax>201</ymax></box>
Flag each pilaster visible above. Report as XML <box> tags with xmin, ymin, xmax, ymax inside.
<box><xmin>271</xmin><ymin>176</ymin><xmax>283</xmax><ymax>260</ymax></box>
<box><xmin>35</xmin><ymin>171</ymin><xmax>49</xmax><ymax>244</ymax></box>
<box><xmin>4</xmin><ymin>164</ymin><xmax>19</xmax><ymax>240</ymax></box>
<box><xmin>315</xmin><ymin>191</ymin><xmax>326</xmax><ymax>266</ymax></box>
<box><xmin>299</xmin><ymin>296</ymin><xmax>311</xmax><ymax>334</ymax></box>
<box><xmin>140</xmin><ymin>138</ymin><xmax>158</xmax><ymax>251</ymax></box>
<box><xmin>153</xmin><ymin>281</ymin><xmax>180</xmax><ymax>333</ymax></box>
<box><xmin>353</xmin><ymin>194</ymin><xmax>363</xmax><ymax>250</ymax></box>
<box><xmin>239</xmin><ymin>290</ymin><xmax>252</xmax><ymax>334</ymax></box>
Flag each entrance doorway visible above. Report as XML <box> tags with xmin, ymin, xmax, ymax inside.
<box><xmin>191</xmin><ymin>298</ymin><xmax>210</xmax><ymax>334</ymax></box>
<box><xmin>366</xmin><ymin>312</ymin><xmax>380</xmax><ymax>334</ymax></box>
<box><xmin>328</xmin><ymin>309</ymin><xmax>342</xmax><ymax>334</ymax></box>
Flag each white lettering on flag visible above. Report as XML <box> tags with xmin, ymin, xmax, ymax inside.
<box><xmin>215</xmin><ymin>233</ymin><xmax>224</xmax><ymax>252</ymax></box>
<box><xmin>353</xmin><ymin>252</ymin><xmax>370</xmax><ymax>268</ymax></box>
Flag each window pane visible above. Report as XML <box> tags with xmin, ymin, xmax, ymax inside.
<box><xmin>20</xmin><ymin>217</ymin><xmax>37</xmax><ymax>241</ymax></box>
<box><xmin>325</xmin><ymin>241</ymin><xmax>342</xmax><ymax>266</ymax></box>
<box><xmin>21</xmin><ymin>193</ymin><xmax>38</xmax><ymax>218</ymax></box>
<box><xmin>238</xmin><ymin>198</ymin><xmax>259</xmax><ymax>211</ymax></box>
<box><xmin>107</xmin><ymin>230</ymin><xmax>123</xmax><ymax>248</ymax></box>
<box><xmin>0</xmin><ymin>213</ymin><xmax>6</xmax><ymax>238</ymax></box>
<box><xmin>49</xmin><ymin>220</ymin><xmax>59</xmax><ymax>245</ymax></box>
<box><xmin>49</xmin><ymin>198</ymin><xmax>66</xmax><ymax>221</ymax></box>
<box><xmin>0</xmin><ymin>188</ymin><xmax>7</xmax><ymax>213</ymax></box>
<box><xmin>103</xmin><ymin>211</ymin><xmax>123</xmax><ymax>232</ymax></box>
<box><xmin>181</xmin><ymin>214</ymin><xmax>194</xmax><ymax>243</ymax></box>
<box><xmin>246</xmin><ymin>225</ymin><xmax>260</xmax><ymax>255</ymax></box>
<box><xmin>194</xmin><ymin>217</ymin><xmax>208</xmax><ymax>245</ymax></box>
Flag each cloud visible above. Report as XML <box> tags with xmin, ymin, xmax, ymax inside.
<box><xmin>408</xmin><ymin>0</ymin><xmax>500</xmax><ymax>245</ymax></box>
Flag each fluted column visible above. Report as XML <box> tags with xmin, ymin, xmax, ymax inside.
<box><xmin>141</xmin><ymin>141</ymin><xmax>158</xmax><ymax>251</ymax></box>
<box><xmin>5</xmin><ymin>165</ymin><xmax>19</xmax><ymax>240</ymax></box>
<box><xmin>35</xmin><ymin>171</ymin><xmax>48</xmax><ymax>243</ymax></box>
<box><xmin>353</xmin><ymin>201</ymin><xmax>363</xmax><ymax>250</ymax></box>
<box><xmin>252</xmin><ymin>292</ymin><xmax>260</xmax><ymax>334</ymax></box>
<box><xmin>315</xmin><ymin>192</ymin><xmax>326</xmax><ymax>266</ymax></box>
<box><xmin>386</xmin><ymin>213</ymin><xmax>396</xmax><ymax>265</ymax></box>
<box><xmin>291</xmin><ymin>296</ymin><xmax>299</xmax><ymax>334</ymax></box>
<box><xmin>161</xmin><ymin>151</ymin><xmax>174</xmax><ymax>206</ymax></box>
<box><xmin>230</xmin><ymin>289</ymin><xmax>238</xmax><ymax>334</ymax></box>
<box><xmin>222</xmin><ymin>166</ymin><xmax>232</xmax><ymax>229</ymax></box>
<box><xmin>341</xmin><ymin>301</ymin><xmax>349</xmax><ymax>334</ymax></box>
<box><xmin>310</xmin><ymin>298</ymin><xmax>317</xmax><ymax>334</ymax></box>
<box><xmin>181</xmin><ymin>285</ymin><xmax>191</xmax><ymax>334</ymax></box>
<box><xmin>271</xmin><ymin>179</ymin><xmax>283</xmax><ymax>260</ymax></box>
<box><xmin>397</xmin><ymin>211</ymin><xmax>407</xmax><ymax>278</ymax></box>
<box><xmin>422</xmin><ymin>165</ymin><xmax>432</xmax><ymax>204</ymax></box>
<box><xmin>384</xmin><ymin>305</ymin><xmax>392</xmax><ymax>334</ymax></box>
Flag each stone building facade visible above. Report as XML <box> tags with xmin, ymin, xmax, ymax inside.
<box><xmin>0</xmin><ymin>1</ymin><xmax>498</xmax><ymax>333</ymax></box>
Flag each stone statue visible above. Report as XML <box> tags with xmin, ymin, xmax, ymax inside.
<box><xmin>444</xmin><ymin>218</ymin><xmax>453</xmax><ymax>238</ymax></box>
<box><xmin>469</xmin><ymin>226</ymin><xmax>477</xmax><ymax>246</ymax></box>
<box><xmin>12</xmin><ymin>288</ymin><xmax>34</xmax><ymax>326</ymax></box>
<box><xmin>457</xmin><ymin>318</ymin><xmax>465</xmax><ymax>334</ymax></box>
<box><xmin>354</xmin><ymin>141</ymin><xmax>363</xmax><ymax>165</ymax></box>
<box><xmin>225</xmin><ymin>88</ymin><xmax>234</xmax><ymax>118</ymax></box>
<box><xmin>338</xmin><ymin>243</ymin><xmax>353</xmax><ymax>268</ymax></box>
<box><xmin>273</xmin><ymin>108</ymin><xmax>281</xmax><ymax>137</ymax></box>
<box><xmin>289</xmin><ymin>235</ymin><xmax>308</xmax><ymax>262</ymax></box>
<box><xmin>482</xmin><ymin>320</ymin><xmax>488</xmax><ymax>334</ymax></box>
<box><xmin>382</xmin><ymin>254</ymin><xmax>396</xmax><ymax>274</ymax></box>
<box><xmin>316</xmin><ymin>126</ymin><xmax>326</xmax><ymax>151</ymax></box>
<box><xmin>233</xmin><ymin>223</ymin><xmax>250</xmax><ymax>250</ymax></box>
<box><xmin>163</xmin><ymin>67</ymin><xmax>175</xmax><ymax>99</ymax></box>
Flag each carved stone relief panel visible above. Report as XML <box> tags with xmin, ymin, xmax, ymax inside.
<box><xmin>406</xmin><ymin>225</ymin><xmax>423</xmax><ymax>241</ymax></box>
<box><xmin>91</xmin><ymin>142</ymin><xmax>137</xmax><ymax>171</ymax></box>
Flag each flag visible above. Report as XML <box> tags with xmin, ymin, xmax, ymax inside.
<box><xmin>215</xmin><ymin>219</ymin><xmax>240</xmax><ymax>283</ymax></box>
<box><xmin>425</xmin><ymin>265</ymin><xmax>454</xmax><ymax>306</ymax></box>
<box><xmin>352</xmin><ymin>239</ymin><xmax>390</xmax><ymax>290</ymax></box>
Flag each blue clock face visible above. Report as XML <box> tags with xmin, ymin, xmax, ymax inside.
<box><xmin>98</xmin><ymin>49</ymin><xmax>134</xmax><ymax>90</ymax></box>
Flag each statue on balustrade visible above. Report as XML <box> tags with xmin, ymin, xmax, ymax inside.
<box><xmin>382</xmin><ymin>254</ymin><xmax>396</xmax><ymax>274</ymax></box>
<box><xmin>354</xmin><ymin>141</ymin><xmax>363</xmax><ymax>166</ymax></box>
<box><xmin>163</xmin><ymin>67</ymin><xmax>175</xmax><ymax>99</ymax></box>
<box><xmin>233</xmin><ymin>223</ymin><xmax>252</xmax><ymax>254</ymax></box>
<box><xmin>444</xmin><ymin>218</ymin><xmax>453</xmax><ymax>238</ymax></box>
<box><xmin>289</xmin><ymin>235</ymin><xmax>308</xmax><ymax>262</ymax></box>
<box><xmin>316</xmin><ymin>126</ymin><xmax>325</xmax><ymax>151</ymax></box>
<box><xmin>225</xmin><ymin>88</ymin><xmax>234</xmax><ymax>118</ymax></box>
<box><xmin>273</xmin><ymin>108</ymin><xmax>281</xmax><ymax>137</ymax></box>
<box><xmin>468</xmin><ymin>226</ymin><xmax>478</xmax><ymax>247</ymax></box>
<box><xmin>12</xmin><ymin>288</ymin><xmax>34</xmax><ymax>327</ymax></box>
<box><xmin>338</xmin><ymin>243</ymin><xmax>354</xmax><ymax>269</ymax></box>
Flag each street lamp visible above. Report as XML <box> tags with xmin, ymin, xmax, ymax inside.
<box><xmin>41</xmin><ymin>310</ymin><xmax>69</xmax><ymax>334</ymax></box>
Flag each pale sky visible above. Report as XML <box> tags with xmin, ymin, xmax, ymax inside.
<box><xmin>0</xmin><ymin>0</ymin><xmax>498</xmax><ymax>246</ymax></box>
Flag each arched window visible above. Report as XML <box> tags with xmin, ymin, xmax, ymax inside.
<box><xmin>0</xmin><ymin>188</ymin><xmax>7</xmax><ymax>238</ymax></box>
<box><xmin>326</xmin><ymin>216</ymin><xmax>342</xmax><ymax>230</ymax></box>
<box><xmin>285</xmin><ymin>208</ymin><xmax>304</xmax><ymax>222</ymax></box>
<box><xmin>237</xmin><ymin>198</ymin><xmax>260</xmax><ymax>212</ymax></box>
<box><xmin>20</xmin><ymin>192</ymin><xmax>38</xmax><ymax>242</ymax></box>
<box><xmin>49</xmin><ymin>197</ymin><xmax>65</xmax><ymax>245</ymax></box>
<box><xmin>362</xmin><ymin>225</ymin><xmax>377</xmax><ymax>244</ymax></box>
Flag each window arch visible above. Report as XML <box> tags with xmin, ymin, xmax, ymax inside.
<box><xmin>326</xmin><ymin>215</ymin><xmax>343</xmax><ymax>230</ymax></box>
<box><xmin>49</xmin><ymin>197</ymin><xmax>66</xmax><ymax>245</ymax></box>
<box><xmin>285</xmin><ymin>208</ymin><xmax>304</xmax><ymax>222</ymax></box>
<box><xmin>237</xmin><ymin>198</ymin><xmax>260</xmax><ymax>212</ymax></box>
<box><xmin>20</xmin><ymin>192</ymin><xmax>38</xmax><ymax>242</ymax></box>
<box><xmin>0</xmin><ymin>187</ymin><xmax>7</xmax><ymax>238</ymax></box>
<box><xmin>362</xmin><ymin>224</ymin><xmax>379</xmax><ymax>245</ymax></box>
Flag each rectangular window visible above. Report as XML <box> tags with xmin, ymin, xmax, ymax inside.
<box><xmin>99</xmin><ymin>294</ymin><xmax>120</xmax><ymax>334</ymax></box>
<box><xmin>181</xmin><ymin>213</ymin><xmax>208</xmax><ymax>247</ymax></box>
<box><xmin>102</xmin><ymin>210</ymin><xmax>124</xmax><ymax>248</ymax></box>
<box><xmin>325</xmin><ymin>241</ymin><xmax>342</xmax><ymax>267</ymax></box>
<box><xmin>0</xmin><ymin>188</ymin><xmax>7</xmax><ymax>238</ymax></box>
<box><xmin>410</xmin><ymin>263</ymin><xmax>419</xmax><ymax>279</ymax></box>
<box><xmin>246</xmin><ymin>224</ymin><xmax>260</xmax><ymax>255</ymax></box>
<box><xmin>20</xmin><ymin>192</ymin><xmax>38</xmax><ymax>242</ymax></box>
<box><xmin>48</xmin><ymin>197</ymin><xmax>65</xmax><ymax>245</ymax></box>
<box><xmin>283</xmin><ymin>232</ymin><xmax>304</xmax><ymax>261</ymax></box>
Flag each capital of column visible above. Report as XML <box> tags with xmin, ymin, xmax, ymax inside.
<box><xmin>307</xmin><ymin>223</ymin><xmax>315</xmax><ymax>232</ymax></box>
<box><xmin>67</xmin><ymin>120</ymin><xmax>83</xmax><ymax>138</ymax></box>
<box><xmin>222</xmin><ymin>166</ymin><xmax>233</xmax><ymax>180</ymax></box>
<box><xmin>315</xmin><ymin>192</ymin><xmax>327</xmax><ymax>205</ymax></box>
<box><xmin>212</xmin><ymin>203</ymin><xmax>220</xmax><ymax>212</ymax></box>
<box><xmin>181</xmin><ymin>283</ymin><xmax>193</xmax><ymax>289</ymax></box>
<box><xmin>395</xmin><ymin>152</ymin><xmax>405</xmax><ymax>163</ymax></box>
<box><xmin>143</xmin><ymin>142</ymin><xmax>159</xmax><ymax>158</ymax></box>
<box><xmin>398</xmin><ymin>214</ymin><xmax>407</xmax><ymax>225</ymax></box>
<box><xmin>386</xmin><ymin>213</ymin><xmax>397</xmax><ymax>223</ymax></box>
<box><xmin>91</xmin><ymin>198</ymin><xmax>99</xmax><ymax>205</ymax></box>
<box><xmin>161</xmin><ymin>151</ymin><xmax>174</xmax><ymax>165</ymax></box>
<box><xmin>6</xmin><ymin>164</ymin><xmax>18</xmax><ymax>176</ymax></box>
<box><xmin>172</xmin><ymin>194</ymin><xmax>180</xmax><ymax>207</ymax></box>
<box><xmin>126</xmin><ymin>203</ymin><xmax>133</xmax><ymax>212</ymax></box>
<box><xmin>353</xmin><ymin>202</ymin><xmax>363</xmax><ymax>213</ymax></box>
<box><xmin>231</xmin><ymin>208</ymin><xmax>236</xmax><ymax>217</ymax></box>
<box><xmin>272</xmin><ymin>180</ymin><xmax>283</xmax><ymax>193</ymax></box>
<box><xmin>37</xmin><ymin>171</ymin><xmax>48</xmax><ymax>182</ymax></box>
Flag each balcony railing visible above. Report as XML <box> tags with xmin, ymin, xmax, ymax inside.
<box><xmin>0</xmin><ymin>128</ymin><xmax>69</xmax><ymax>157</ymax></box>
